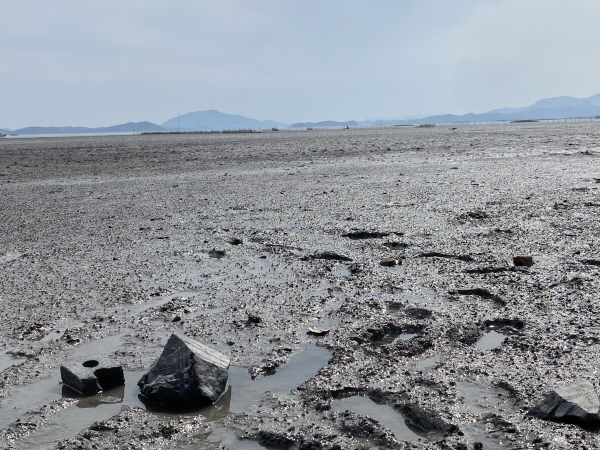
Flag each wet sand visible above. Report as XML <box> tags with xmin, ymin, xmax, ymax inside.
<box><xmin>1</xmin><ymin>123</ymin><xmax>600</xmax><ymax>448</ymax></box>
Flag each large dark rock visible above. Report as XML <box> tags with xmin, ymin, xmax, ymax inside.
<box><xmin>530</xmin><ymin>379</ymin><xmax>600</xmax><ymax>425</ymax></box>
<box><xmin>61</xmin><ymin>357</ymin><xmax>124</xmax><ymax>395</ymax></box>
<box><xmin>138</xmin><ymin>333</ymin><xmax>230</xmax><ymax>409</ymax></box>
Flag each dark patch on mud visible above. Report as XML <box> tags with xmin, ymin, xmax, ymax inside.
<box><xmin>394</xmin><ymin>403</ymin><xmax>458</xmax><ymax>438</ymax></box>
<box><xmin>446</xmin><ymin>323</ymin><xmax>482</xmax><ymax>346</ymax></box>
<box><xmin>301</xmin><ymin>251</ymin><xmax>353</xmax><ymax>262</ymax></box>
<box><xmin>208</xmin><ymin>249</ymin><xmax>226</xmax><ymax>259</ymax></box>
<box><xmin>582</xmin><ymin>259</ymin><xmax>600</xmax><ymax>266</ymax></box>
<box><xmin>383</xmin><ymin>241</ymin><xmax>410</xmax><ymax>249</ymax></box>
<box><xmin>464</xmin><ymin>211</ymin><xmax>489</xmax><ymax>220</ymax></box>
<box><xmin>419</xmin><ymin>252</ymin><xmax>475</xmax><ymax>262</ymax></box>
<box><xmin>364</xmin><ymin>323</ymin><xmax>425</xmax><ymax>343</ymax></box>
<box><xmin>404</xmin><ymin>307</ymin><xmax>433</xmax><ymax>320</ymax></box>
<box><xmin>448</xmin><ymin>288</ymin><xmax>506</xmax><ymax>306</ymax></box>
<box><xmin>342</xmin><ymin>230</ymin><xmax>392</xmax><ymax>240</ymax></box>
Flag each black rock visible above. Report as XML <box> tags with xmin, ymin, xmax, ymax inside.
<box><xmin>138</xmin><ymin>333</ymin><xmax>230</xmax><ymax>409</ymax></box>
<box><xmin>379</xmin><ymin>257</ymin><xmax>399</xmax><ymax>267</ymax></box>
<box><xmin>530</xmin><ymin>379</ymin><xmax>600</xmax><ymax>425</ymax></box>
<box><xmin>61</xmin><ymin>357</ymin><xmax>124</xmax><ymax>395</ymax></box>
<box><xmin>513</xmin><ymin>255</ymin><xmax>533</xmax><ymax>267</ymax></box>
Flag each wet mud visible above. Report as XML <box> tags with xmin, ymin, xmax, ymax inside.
<box><xmin>2</xmin><ymin>123</ymin><xmax>600</xmax><ymax>448</ymax></box>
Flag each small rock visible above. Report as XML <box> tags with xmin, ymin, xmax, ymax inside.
<box><xmin>530</xmin><ymin>379</ymin><xmax>600</xmax><ymax>425</ymax></box>
<box><xmin>307</xmin><ymin>327</ymin><xmax>330</xmax><ymax>336</ymax></box>
<box><xmin>209</xmin><ymin>249</ymin><xmax>226</xmax><ymax>259</ymax></box>
<box><xmin>247</xmin><ymin>314</ymin><xmax>262</xmax><ymax>325</ymax></box>
<box><xmin>138</xmin><ymin>333</ymin><xmax>230</xmax><ymax>409</ymax></box>
<box><xmin>61</xmin><ymin>357</ymin><xmax>124</xmax><ymax>395</ymax></box>
<box><xmin>379</xmin><ymin>257</ymin><xmax>399</xmax><ymax>267</ymax></box>
<box><xmin>513</xmin><ymin>255</ymin><xmax>533</xmax><ymax>267</ymax></box>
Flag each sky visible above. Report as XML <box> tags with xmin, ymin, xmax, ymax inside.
<box><xmin>2</xmin><ymin>0</ymin><xmax>600</xmax><ymax>128</ymax></box>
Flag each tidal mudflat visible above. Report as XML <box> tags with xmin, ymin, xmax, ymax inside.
<box><xmin>1</xmin><ymin>123</ymin><xmax>600</xmax><ymax>448</ymax></box>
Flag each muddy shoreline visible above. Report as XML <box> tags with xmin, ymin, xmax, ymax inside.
<box><xmin>1</xmin><ymin>123</ymin><xmax>600</xmax><ymax>448</ymax></box>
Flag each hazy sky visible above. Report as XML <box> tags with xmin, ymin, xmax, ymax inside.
<box><xmin>2</xmin><ymin>1</ymin><xmax>600</xmax><ymax>128</ymax></box>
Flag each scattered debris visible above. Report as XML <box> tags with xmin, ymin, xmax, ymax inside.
<box><xmin>60</xmin><ymin>357</ymin><xmax>124</xmax><ymax>395</ymax></box>
<box><xmin>138</xmin><ymin>333</ymin><xmax>230</xmax><ymax>409</ymax></box>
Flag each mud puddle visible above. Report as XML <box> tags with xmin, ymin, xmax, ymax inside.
<box><xmin>0</xmin><ymin>351</ymin><xmax>26</xmax><ymax>372</ymax></box>
<box><xmin>332</xmin><ymin>265</ymin><xmax>351</xmax><ymax>277</ymax></box>
<box><xmin>455</xmin><ymin>380</ymin><xmax>515</xmax><ymax>449</ymax></box>
<box><xmin>475</xmin><ymin>330</ymin><xmax>505</xmax><ymax>351</ymax></box>
<box><xmin>370</xmin><ymin>333</ymin><xmax>417</xmax><ymax>347</ymax></box>
<box><xmin>415</xmin><ymin>353</ymin><xmax>441</xmax><ymax>370</ymax></box>
<box><xmin>331</xmin><ymin>394</ymin><xmax>422</xmax><ymax>442</ymax></box>
<box><xmin>14</xmin><ymin>371</ymin><xmax>145</xmax><ymax>450</ymax></box>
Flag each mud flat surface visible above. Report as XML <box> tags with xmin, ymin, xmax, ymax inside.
<box><xmin>1</xmin><ymin>123</ymin><xmax>600</xmax><ymax>449</ymax></box>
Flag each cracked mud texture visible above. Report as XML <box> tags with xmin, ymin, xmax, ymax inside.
<box><xmin>2</xmin><ymin>122</ymin><xmax>600</xmax><ymax>448</ymax></box>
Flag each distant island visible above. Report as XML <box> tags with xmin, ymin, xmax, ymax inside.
<box><xmin>3</xmin><ymin>94</ymin><xmax>600</xmax><ymax>136</ymax></box>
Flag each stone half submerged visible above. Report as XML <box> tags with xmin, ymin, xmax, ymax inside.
<box><xmin>138</xmin><ymin>333</ymin><xmax>230</xmax><ymax>410</ymax></box>
<box><xmin>530</xmin><ymin>379</ymin><xmax>600</xmax><ymax>426</ymax></box>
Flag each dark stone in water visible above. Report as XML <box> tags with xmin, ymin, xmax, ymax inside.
<box><xmin>138</xmin><ymin>333</ymin><xmax>230</xmax><ymax>409</ymax></box>
<box><xmin>61</xmin><ymin>357</ymin><xmax>124</xmax><ymax>396</ymax></box>
<box><xmin>530</xmin><ymin>379</ymin><xmax>600</xmax><ymax>426</ymax></box>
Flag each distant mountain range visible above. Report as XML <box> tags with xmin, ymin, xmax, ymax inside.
<box><xmin>1</xmin><ymin>122</ymin><xmax>164</xmax><ymax>136</ymax></box>
<box><xmin>409</xmin><ymin>94</ymin><xmax>600</xmax><ymax>125</ymax></box>
<box><xmin>3</xmin><ymin>94</ymin><xmax>600</xmax><ymax>135</ymax></box>
<box><xmin>161</xmin><ymin>109</ymin><xmax>286</xmax><ymax>131</ymax></box>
